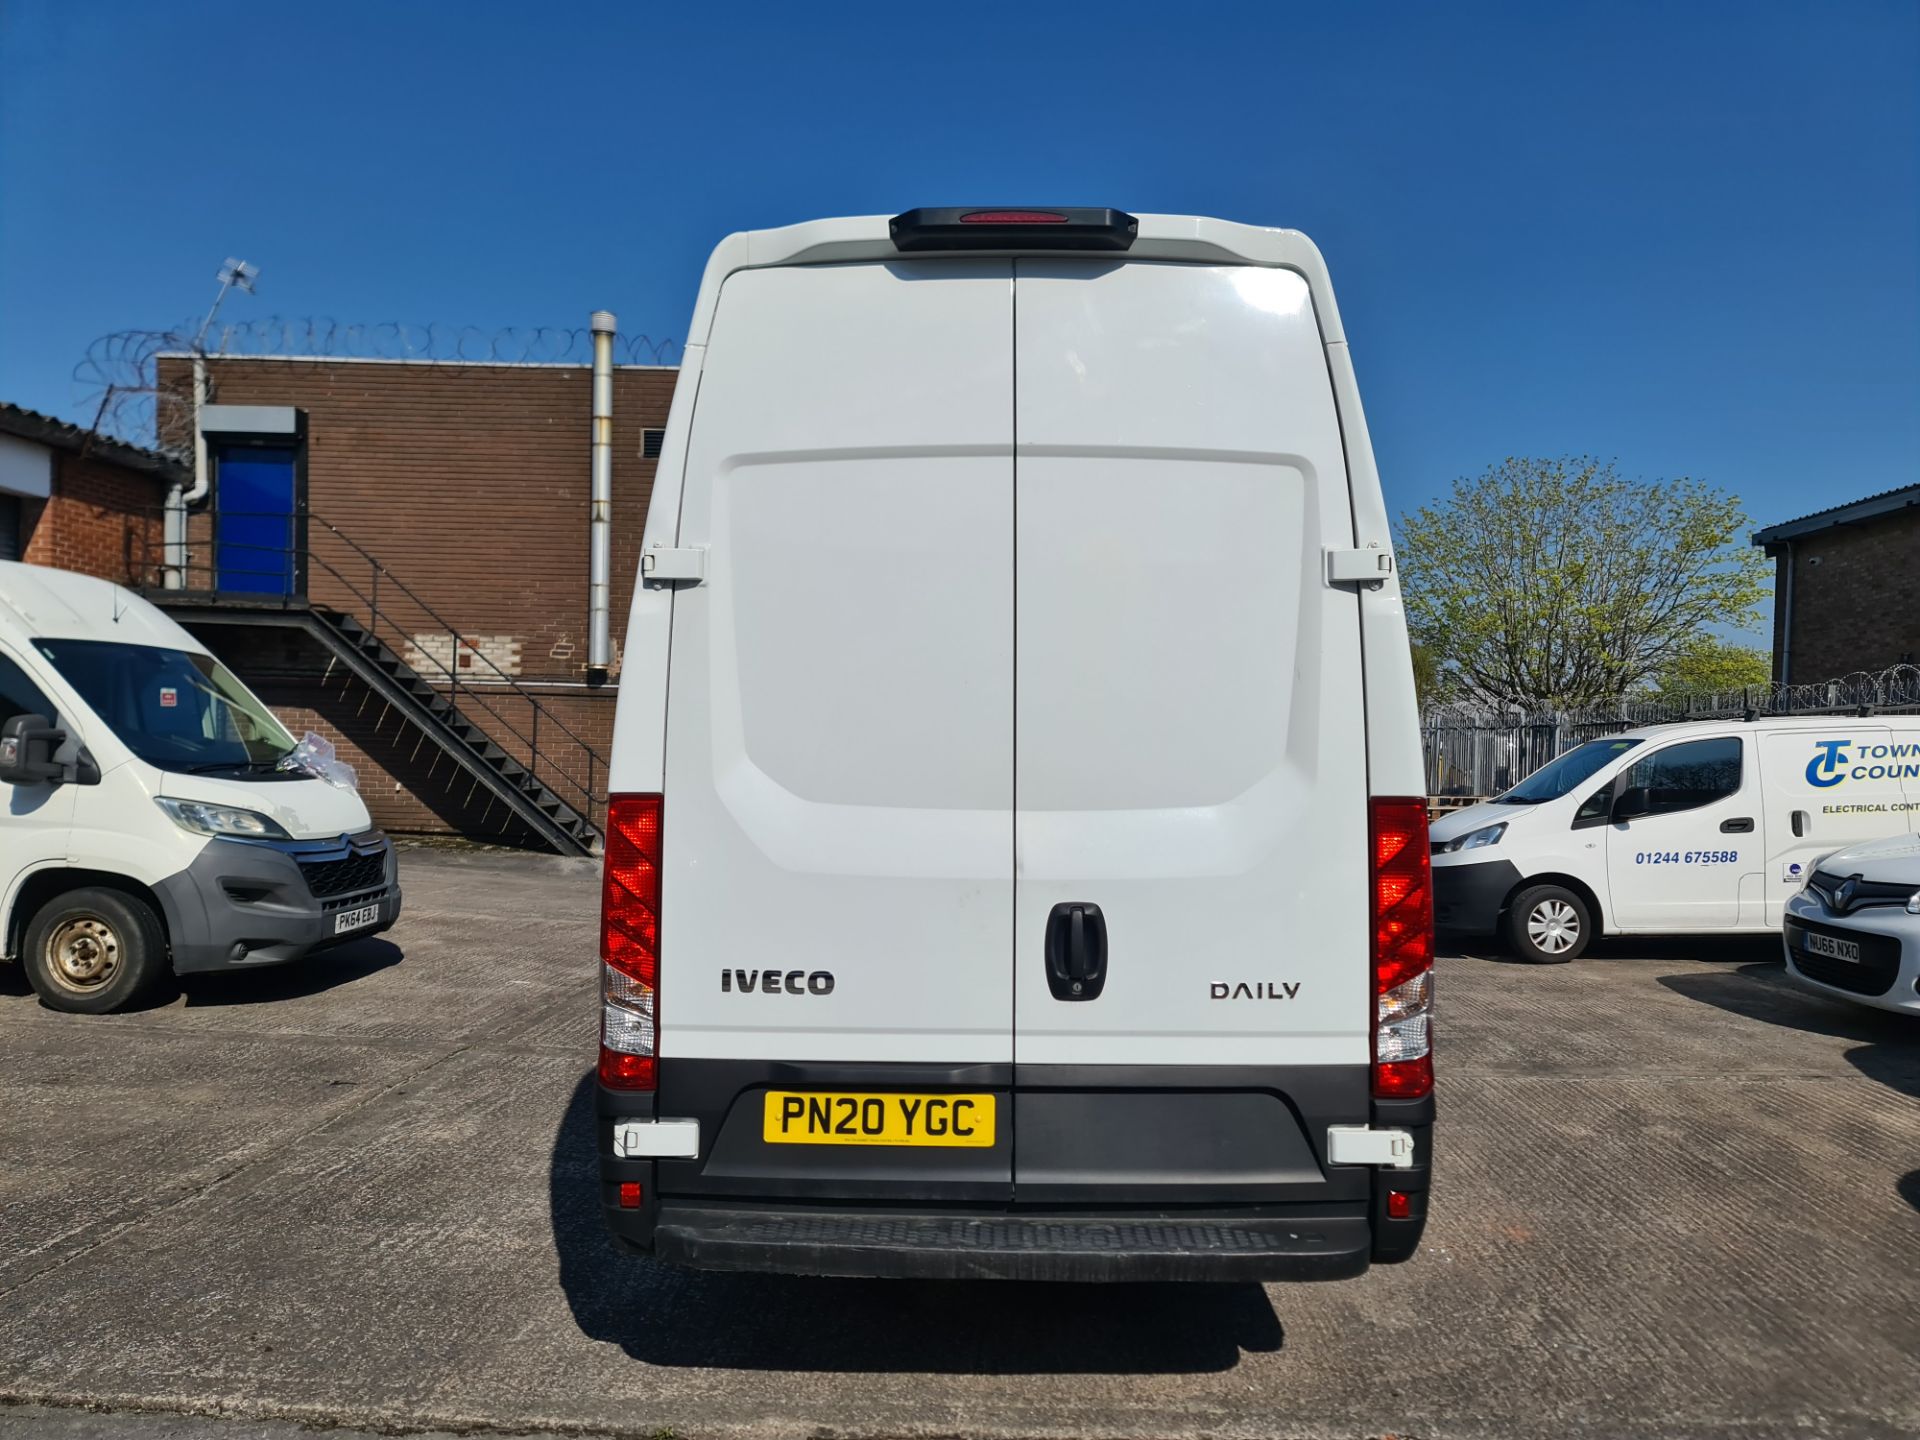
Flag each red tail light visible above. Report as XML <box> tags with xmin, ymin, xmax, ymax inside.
<box><xmin>599</xmin><ymin>793</ymin><xmax>662</xmax><ymax>1091</ymax></box>
<box><xmin>1370</xmin><ymin>797</ymin><xmax>1434</xmax><ymax>1100</ymax></box>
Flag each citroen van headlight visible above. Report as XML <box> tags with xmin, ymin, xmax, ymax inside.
<box><xmin>155</xmin><ymin>797</ymin><xmax>291</xmax><ymax>840</ymax></box>
<box><xmin>1434</xmin><ymin>822</ymin><xmax>1507</xmax><ymax>854</ymax></box>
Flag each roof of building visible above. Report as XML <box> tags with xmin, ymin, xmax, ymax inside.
<box><xmin>1752</xmin><ymin>483</ymin><xmax>1920</xmax><ymax>549</ymax></box>
<box><xmin>0</xmin><ymin>402</ymin><xmax>187</xmax><ymax>483</ymax></box>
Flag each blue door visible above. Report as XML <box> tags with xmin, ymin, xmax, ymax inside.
<box><xmin>215</xmin><ymin>447</ymin><xmax>298</xmax><ymax>595</ymax></box>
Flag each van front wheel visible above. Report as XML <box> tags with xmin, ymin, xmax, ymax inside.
<box><xmin>1506</xmin><ymin>885</ymin><xmax>1591</xmax><ymax>963</ymax></box>
<box><xmin>22</xmin><ymin>888</ymin><xmax>166</xmax><ymax>1014</ymax></box>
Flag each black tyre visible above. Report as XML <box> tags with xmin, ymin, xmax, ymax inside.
<box><xmin>1504</xmin><ymin>884</ymin><xmax>1592</xmax><ymax>964</ymax></box>
<box><xmin>21</xmin><ymin>887</ymin><xmax>167</xmax><ymax>1014</ymax></box>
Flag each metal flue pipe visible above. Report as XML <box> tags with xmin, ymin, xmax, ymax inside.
<box><xmin>586</xmin><ymin>310</ymin><xmax>616</xmax><ymax>685</ymax></box>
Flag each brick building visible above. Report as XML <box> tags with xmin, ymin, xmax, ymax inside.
<box><xmin>0</xmin><ymin>403</ymin><xmax>177</xmax><ymax>577</ymax></box>
<box><xmin>1752</xmin><ymin>483</ymin><xmax>1920</xmax><ymax>684</ymax></box>
<box><xmin>149</xmin><ymin>353</ymin><xmax>676</xmax><ymax>850</ymax></box>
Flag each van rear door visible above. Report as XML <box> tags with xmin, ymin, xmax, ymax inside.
<box><xmin>1010</xmin><ymin>260</ymin><xmax>1371</xmax><ymax>1203</ymax></box>
<box><xmin>657</xmin><ymin>259</ymin><xmax>1015</xmax><ymax>1201</ymax></box>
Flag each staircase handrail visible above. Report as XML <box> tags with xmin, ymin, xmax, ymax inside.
<box><xmin>302</xmin><ymin>515</ymin><xmax>604</xmax><ymax>826</ymax></box>
<box><xmin>126</xmin><ymin>509</ymin><xmax>606</xmax><ymax>837</ymax></box>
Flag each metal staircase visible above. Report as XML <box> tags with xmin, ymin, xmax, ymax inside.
<box><xmin>137</xmin><ymin>514</ymin><xmax>604</xmax><ymax>857</ymax></box>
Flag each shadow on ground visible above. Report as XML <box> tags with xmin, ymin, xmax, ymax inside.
<box><xmin>178</xmin><ymin>938</ymin><xmax>404</xmax><ymax>1007</ymax></box>
<box><xmin>0</xmin><ymin>938</ymin><xmax>402</xmax><ymax>1012</ymax></box>
<box><xmin>1446</xmin><ymin>933</ymin><xmax>1782</xmax><ymax>967</ymax></box>
<box><xmin>548</xmin><ymin>1072</ymin><xmax>1283</xmax><ymax>1373</ymax></box>
<box><xmin>1659</xmin><ymin>961</ymin><xmax>1920</xmax><ymax>1097</ymax></box>
<box><xmin>1897</xmin><ymin>1171</ymin><xmax>1920</xmax><ymax>1215</ymax></box>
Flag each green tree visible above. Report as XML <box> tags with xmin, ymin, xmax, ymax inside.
<box><xmin>1398</xmin><ymin>457</ymin><xmax>1769</xmax><ymax>708</ymax></box>
<box><xmin>1408</xmin><ymin>640</ymin><xmax>1449</xmax><ymax>704</ymax></box>
<box><xmin>1645</xmin><ymin>634</ymin><xmax>1773</xmax><ymax>698</ymax></box>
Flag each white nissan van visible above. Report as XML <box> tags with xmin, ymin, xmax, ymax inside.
<box><xmin>596</xmin><ymin>209</ymin><xmax>1433</xmax><ymax>1281</ymax></box>
<box><xmin>1431</xmin><ymin>714</ymin><xmax>1920</xmax><ymax>961</ymax></box>
<box><xmin>0</xmin><ymin>562</ymin><xmax>399</xmax><ymax>1013</ymax></box>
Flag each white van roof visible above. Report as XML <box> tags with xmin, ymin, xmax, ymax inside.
<box><xmin>683</xmin><ymin>212</ymin><xmax>1349</xmax><ymax>346</ymax></box>
<box><xmin>0</xmin><ymin>562</ymin><xmax>206</xmax><ymax>654</ymax></box>
<box><xmin>1612</xmin><ymin>713</ymin><xmax>1920</xmax><ymax>742</ymax></box>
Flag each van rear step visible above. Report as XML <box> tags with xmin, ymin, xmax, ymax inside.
<box><xmin>653</xmin><ymin>1205</ymin><xmax>1371</xmax><ymax>1282</ymax></box>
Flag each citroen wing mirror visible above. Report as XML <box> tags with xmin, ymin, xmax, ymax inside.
<box><xmin>0</xmin><ymin>713</ymin><xmax>67</xmax><ymax>785</ymax></box>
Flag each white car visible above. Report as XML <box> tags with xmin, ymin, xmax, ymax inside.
<box><xmin>1782</xmin><ymin>834</ymin><xmax>1920</xmax><ymax>1015</ymax></box>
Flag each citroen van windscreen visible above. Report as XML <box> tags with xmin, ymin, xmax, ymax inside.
<box><xmin>32</xmin><ymin>639</ymin><xmax>297</xmax><ymax>775</ymax></box>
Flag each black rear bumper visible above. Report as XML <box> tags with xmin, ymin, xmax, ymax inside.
<box><xmin>650</xmin><ymin>1204</ymin><xmax>1373</xmax><ymax>1282</ymax></box>
<box><xmin>600</xmin><ymin>1060</ymin><xmax>1432</xmax><ymax>1281</ymax></box>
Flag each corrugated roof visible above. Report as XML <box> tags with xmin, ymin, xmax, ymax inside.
<box><xmin>0</xmin><ymin>402</ymin><xmax>187</xmax><ymax>482</ymax></box>
<box><xmin>1751</xmin><ymin>482</ymin><xmax>1920</xmax><ymax>548</ymax></box>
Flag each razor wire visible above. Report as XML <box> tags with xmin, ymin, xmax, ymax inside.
<box><xmin>75</xmin><ymin>317</ymin><xmax>683</xmax><ymax>458</ymax></box>
<box><xmin>1423</xmin><ymin>665</ymin><xmax>1920</xmax><ymax>797</ymax></box>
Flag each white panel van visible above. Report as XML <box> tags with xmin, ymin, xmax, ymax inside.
<box><xmin>1430</xmin><ymin>715</ymin><xmax>1920</xmax><ymax>961</ymax></box>
<box><xmin>597</xmin><ymin>209</ymin><xmax>1433</xmax><ymax>1281</ymax></box>
<box><xmin>0</xmin><ymin>562</ymin><xmax>399</xmax><ymax>1012</ymax></box>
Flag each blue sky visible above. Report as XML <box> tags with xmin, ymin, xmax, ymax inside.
<box><xmin>2</xmin><ymin>0</ymin><xmax>1915</xmax><ymax>565</ymax></box>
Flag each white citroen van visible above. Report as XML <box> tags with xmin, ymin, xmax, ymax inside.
<box><xmin>1431</xmin><ymin>714</ymin><xmax>1920</xmax><ymax>961</ymax></box>
<box><xmin>595</xmin><ymin>208</ymin><xmax>1433</xmax><ymax>1281</ymax></box>
<box><xmin>0</xmin><ymin>562</ymin><xmax>399</xmax><ymax>1013</ymax></box>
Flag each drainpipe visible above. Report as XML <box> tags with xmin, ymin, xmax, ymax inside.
<box><xmin>162</xmin><ymin>355</ymin><xmax>214</xmax><ymax>589</ymax></box>
<box><xmin>586</xmin><ymin>310</ymin><xmax>616</xmax><ymax>686</ymax></box>
<box><xmin>1778</xmin><ymin>540</ymin><xmax>1795</xmax><ymax>687</ymax></box>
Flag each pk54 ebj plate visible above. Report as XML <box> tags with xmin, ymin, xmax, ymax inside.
<box><xmin>762</xmin><ymin>1091</ymin><xmax>995</xmax><ymax>1147</ymax></box>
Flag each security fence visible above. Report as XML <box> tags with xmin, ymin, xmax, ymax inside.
<box><xmin>1423</xmin><ymin>666</ymin><xmax>1920</xmax><ymax>798</ymax></box>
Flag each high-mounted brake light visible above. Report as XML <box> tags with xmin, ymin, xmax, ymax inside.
<box><xmin>600</xmin><ymin>793</ymin><xmax>662</xmax><ymax>1091</ymax></box>
<box><xmin>889</xmin><ymin>207</ymin><xmax>1138</xmax><ymax>253</ymax></box>
<box><xmin>959</xmin><ymin>210</ymin><xmax>1069</xmax><ymax>225</ymax></box>
<box><xmin>1370</xmin><ymin>797</ymin><xmax>1434</xmax><ymax>1100</ymax></box>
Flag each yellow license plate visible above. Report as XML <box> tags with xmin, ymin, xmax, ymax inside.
<box><xmin>762</xmin><ymin>1091</ymin><xmax>996</xmax><ymax>1147</ymax></box>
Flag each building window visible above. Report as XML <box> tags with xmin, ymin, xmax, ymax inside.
<box><xmin>0</xmin><ymin>495</ymin><xmax>19</xmax><ymax>562</ymax></box>
<box><xmin>641</xmin><ymin>428</ymin><xmax>665</xmax><ymax>460</ymax></box>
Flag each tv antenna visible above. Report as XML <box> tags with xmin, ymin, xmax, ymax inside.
<box><xmin>195</xmin><ymin>258</ymin><xmax>259</xmax><ymax>351</ymax></box>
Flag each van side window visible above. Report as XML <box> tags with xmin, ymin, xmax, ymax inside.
<box><xmin>1621</xmin><ymin>737</ymin><xmax>1743</xmax><ymax>817</ymax></box>
<box><xmin>0</xmin><ymin>651</ymin><xmax>59</xmax><ymax>730</ymax></box>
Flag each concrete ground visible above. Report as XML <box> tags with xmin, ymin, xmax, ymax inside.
<box><xmin>1</xmin><ymin>848</ymin><xmax>1916</xmax><ymax>1440</ymax></box>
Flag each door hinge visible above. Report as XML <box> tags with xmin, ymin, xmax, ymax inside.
<box><xmin>1326</xmin><ymin>1124</ymin><xmax>1416</xmax><ymax>1169</ymax></box>
<box><xmin>642</xmin><ymin>545</ymin><xmax>707</xmax><ymax>583</ymax></box>
<box><xmin>1325</xmin><ymin>545</ymin><xmax>1394</xmax><ymax>588</ymax></box>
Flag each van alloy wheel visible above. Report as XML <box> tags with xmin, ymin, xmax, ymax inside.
<box><xmin>44</xmin><ymin>916</ymin><xmax>121</xmax><ymax>995</ymax></box>
<box><xmin>1526</xmin><ymin>900</ymin><xmax>1581</xmax><ymax>955</ymax></box>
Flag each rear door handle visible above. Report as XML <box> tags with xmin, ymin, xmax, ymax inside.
<box><xmin>1044</xmin><ymin>902</ymin><xmax>1107</xmax><ymax>1002</ymax></box>
<box><xmin>1720</xmin><ymin>817</ymin><xmax>1754</xmax><ymax>833</ymax></box>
